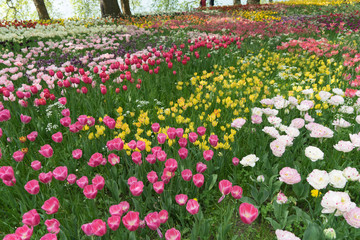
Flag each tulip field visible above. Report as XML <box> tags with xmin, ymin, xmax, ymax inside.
<box><xmin>2</xmin><ymin>0</ymin><xmax>360</xmax><ymax>239</ymax></box>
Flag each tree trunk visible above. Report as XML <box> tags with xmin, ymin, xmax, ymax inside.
<box><xmin>32</xmin><ymin>0</ymin><xmax>50</xmax><ymax>20</ymax></box>
<box><xmin>99</xmin><ymin>0</ymin><xmax>123</xmax><ymax>18</ymax></box>
<box><xmin>233</xmin><ymin>0</ymin><xmax>241</xmax><ymax>5</ymax></box>
<box><xmin>120</xmin><ymin>0</ymin><xmax>131</xmax><ymax>16</ymax></box>
<box><xmin>247</xmin><ymin>0</ymin><xmax>260</xmax><ymax>4</ymax></box>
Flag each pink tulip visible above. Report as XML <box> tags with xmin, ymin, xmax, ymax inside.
<box><xmin>39</xmin><ymin>144</ymin><xmax>53</xmax><ymax>158</ymax></box>
<box><xmin>51</xmin><ymin>132</ymin><xmax>63</xmax><ymax>143</ymax></box>
<box><xmin>157</xmin><ymin>133</ymin><xmax>167</xmax><ymax>144</ymax></box>
<box><xmin>193</xmin><ymin>174</ymin><xmax>204</xmax><ymax>188</ymax></box>
<box><xmin>151</xmin><ymin>123</ymin><xmax>160</xmax><ymax>132</ymax></box>
<box><xmin>92</xmin><ymin>175</ymin><xmax>105</xmax><ymax>190</ymax></box>
<box><xmin>165</xmin><ymin>228</ymin><xmax>181</xmax><ymax>240</ymax></box>
<box><xmin>188</xmin><ymin>132</ymin><xmax>198</xmax><ymax>143</ymax></box>
<box><xmin>67</xmin><ymin>174</ymin><xmax>77</xmax><ymax>184</ymax></box>
<box><xmin>157</xmin><ymin>150</ymin><xmax>167</xmax><ymax>161</ymax></box>
<box><xmin>42</xmin><ymin>197</ymin><xmax>59</xmax><ymax>215</ymax></box>
<box><xmin>3</xmin><ymin>234</ymin><xmax>20</xmax><ymax>240</ymax></box>
<box><xmin>178</xmin><ymin>147</ymin><xmax>188</xmax><ymax>159</ymax></box>
<box><xmin>83</xmin><ymin>184</ymin><xmax>98</xmax><ymax>199</ymax></box>
<box><xmin>27</xmin><ymin>131</ymin><xmax>38</xmax><ymax>142</ymax></box>
<box><xmin>196</xmin><ymin>162</ymin><xmax>207</xmax><ymax>173</ymax></box>
<box><xmin>145</xmin><ymin>212</ymin><xmax>161</xmax><ymax>230</ymax></box>
<box><xmin>77</xmin><ymin>115</ymin><xmax>88</xmax><ymax>125</ymax></box>
<box><xmin>58</xmin><ymin>97</ymin><xmax>67</xmax><ymax>105</ymax></box>
<box><xmin>203</xmin><ymin>150</ymin><xmax>214</xmax><ymax>161</ymax></box>
<box><xmin>218</xmin><ymin>180</ymin><xmax>232</xmax><ymax>203</ymax></box>
<box><xmin>147</xmin><ymin>171</ymin><xmax>158</xmax><ymax>184</ymax></box>
<box><xmin>81</xmin><ymin>223</ymin><xmax>93</xmax><ymax>236</ymax></box>
<box><xmin>127</xmin><ymin>176</ymin><xmax>138</xmax><ymax>186</ymax></box>
<box><xmin>13</xmin><ymin>150</ymin><xmax>25</xmax><ymax>162</ymax></box>
<box><xmin>108</xmin><ymin>216</ymin><xmax>121</xmax><ymax>231</ymax></box>
<box><xmin>159</xmin><ymin>210</ymin><xmax>168</xmax><ymax>224</ymax></box>
<box><xmin>24</xmin><ymin>180</ymin><xmax>40</xmax><ymax>195</ymax></box>
<box><xmin>91</xmin><ymin>219</ymin><xmax>107</xmax><ymax>236</ymax></box>
<box><xmin>109</xmin><ymin>204</ymin><xmax>123</xmax><ymax>216</ymax></box>
<box><xmin>107</xmin><ymin>138</ymin><xmax>124</xmax><ymax>151</ymax></box>
<box><xmin>136</xmin><ymin>141</ymin><xmax>146</xmax><ymax>151</ymax></box>
<box><xmin>178</xmin><ymin>138</ymin><xmax>187</xmax><ymax>147</ymax></box>
<box><xmin>39</xmin><ymin>171</ymin><xmax>53</xmax><ymax>184</ymax></box>
<box><xmin>40</xmin><ymin>233</ymin><xmax>57</xmax><ymax>240</ymax></box>
<box><xmin>165</xmin><ymin>158</ymin><xmax>178</xmax><ymax>172</ymax></box>
<box><xmin>127</xmin><ymin>140</ymin><xmax>137</xmax><ymax>149</ymax></box>
<box><xmin>151</xmin><ymin>146</ymin><xmax>162</xmax><ymax>155</ymax></box>
<box><xmin>0</xmin><ymin>166</ymin><xmax>14</xmax><ymax>181</ymax></box>
<box><xmin>108</xmin><ymin>153</ymin><xmax>120</xmax><ymax>166</ymax></box>
<box><xmin>88</xmin><ymin>152</ymin><xmax>106</xmax><ymax>167</ymax></box>
<box><xmin>0</xmin><ymin>109</ymin><xmax>11</xmax><ymax>122</ymax></box>
<box><xmin>103</xmin><ymin>116</ymin><xmax>115</xmax><ymax>129</ymax></box>
<box><xmin>181</xmin><ymin>169</ymin><xmax>192</xmax><ymax>181</ymax></box>
<box><xmin>52</xmin><ymin>166</ymin><xmax>68</xmax><ymax>181</ymax></box>
<box><xmin>175</xmin><ymin>194</ymin><xmax>188</xmax><ymax>206</ymax></box>
<box><xmin>131</xmin><ymin>151</ymin><xmax>142</xmax><ymax>165</ymax></box>
<box><xmin>146</xmin><ymin>154</ymin><xmax>156</xmax><ymax>164</ymax></box>
<box><xmin>15</xmin><ymin>225</ymin><xmax>33</xmax><ymax>240</ymax></box>
<box><xmin>231</xmin><ymin>186</ymin><xmax>243</xmax><ymax>199</ymax></box>
<box><xmin>60</xmin><ymin>116</ymin><xmax>71</xmax><ymax>127</ymax></box>
<box><xmin>20</xmin><ymin>114</ymin><xmax>31</xmax><ymax>124</ymax></box>
<box><xmin>22</xmin><ymin>209</ymin><xmax>40</xmax><ymax>226</ymax></box>
<box><xmin>72</xmin><ymin>149</ymin><xmax>83</xmax><ymax>159</ymax></box>
<box><xmin>76</xmin><ymin>176</ymin><xmax>88</xmax><ymax>189</ymax></box>
<box><xmin>0</xmin><ymin>128</ymin><xmax>2</xmax><ymax>138</ymax></box>
<box><xmin>239</xmin><ymin>203</ymin><xmax>259</xmax><ymax>224</ymax></box>
<box><xmin>167</xmin><ymin>127</ymin><xmax>176</xmax><ymax>139</ymax></box>
<box><xmin>175</xmin><ymin>128</ymin><xmax>184</xmax><ymax>138</ymax></box>
<box><xmin>153</xmin><ymin>181</ymin><xmax>165</xmax><ymax>194</ymax></box>
<box><xmin>119</xmin><ymin>201</ymin><xmax>130</xmax><ymax>213</ymax></box>
<box><xmin>232</xmin><ymin>157</ymin><xmax>240</xmax><ymax>166</ymax></box>
<box><xmin>130</xmin><ymin>181</ymin><xmax>144</xmax><ymax>196</ymax></box>
<box><xmin>186</xmin><ymin>199</ymin><xmax>200</xmax><ymax>215</ymax></box>
<box><xmin>122</xmin><ymin>211</ymin><xmax>140</xmax><ymax>231</ymax></box>
<box><xmin>197</xmin><ymin>126</ymin><xmax>206</xmax><ymax>136</ymax></box>
<box><xmin>209</xmin><ymin>135</ymin><xmax>218</xmax><ymax>147</ymax></box>
<box><xmin>31</xmin><ymin>160</ymin><xmax>42</xmax><ymax>171</ymax></box>
<box><xmin>61</xmin><ymin>109</ymin><xmax>70</xmax><ymax>117</ymax></box>
<box><xmin>44</xmin><ymin>219</ymin><xmax>60</xmax><ymax>234</ymax></box>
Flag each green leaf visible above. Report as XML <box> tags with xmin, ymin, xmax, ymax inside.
<box><xmin>207</xmin><ymin>174</ymin><xmax>218</xmax><ymax>191</ymax></box>
<box><xmin>240</xmin><ymin>197</ymin><xmax>257</xmax><ymax>206</ymax></box>
<box><xmin>265</xmin><ymin>217</ymin><xmax>282</xmax><ymax>230</ymax></box>
<box><xmin>292</xmin><ymin>182</ymin><xmax>304</xmax><ymax>198</ymax></box>
<box><xmin>303</xmin><ymin>223</ymin><xmax>322</xmax><ymax>240</ymax></box>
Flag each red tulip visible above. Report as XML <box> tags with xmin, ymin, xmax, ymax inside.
<box><xmin>24</xmin><ymin>180</ymin><xmax>40</xmax><ymax>195</ymax></box>
<box><xmin>122</xmin><ymin>211</ymin><xmax>140</xmax><ymax>231</ymax></box>
<box><xmin>45</xmin><ymin>219</ymin><xmax>60</xmax><ymax>234</ymax></box>
<box><xmin>193</xmin><ymin>174</ymin><xmax>204</xmax><ymax>188</ymax></box>
<box><xmin>186</xmin><ymin>199</ymin><xmax>200</xmax><ymax>215</ymax></box>
<box><xmin>91</xmin><ymin>219</ymin><xmax>107</xmax><ymax>236</ymax></box>
<box><xmin>15</xmin><ymin>225</ymin><xmax>33</xmax><ymax>240</ymax></box>
<box><xmin>42</xmin><ymin>197</ymin><xmax>59</xmax><ymax>215</ymax></box>
<box><xmin>108</xmin><ymin>215</ymin><xmax>121</xmax><ymax>231</ymax></box>
<box><xmin>165</xmin><ymin>228</ymin><xmax>181</xmax><ymax>240</ymax></box>
<box><xmin>239</xmin><ymin>203</ymin><xmax>259</xmax><ymax>224</ymax></box>
<box><xmin>22</xmin><ymin>209</ymin><xmax>40</xmax><ymax>226</ymax></box>
<box><xmin>52</xmin><ymin>166</ymin><xmax>67</xmax><ymax>181</ymax></box>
